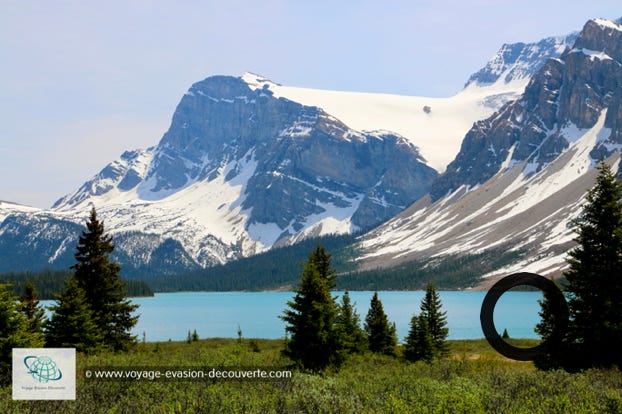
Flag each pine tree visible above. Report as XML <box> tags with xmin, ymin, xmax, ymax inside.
<box><xmin>534</xmin><ymin>281</ymin><xmax>569</xmax><ymax>370</ymax></box>
<box><xmin>364</xmin><ymin>292</ymin><xmax>397</xmax><ymax>356</ymax></box>
<box><xmin>18</xmin><ymin>281</ymin><xmax>46</xmax><ymax>335</ymax></box>
<box><xmin>403</xmin><ymin>314</ymin><xmax>435</xmax><ymax>362</ymax></box>
<box><xmin>419</xmin><ymin>284</ymin><xmax>449</xmax><ymax>357</ymax></box>
<box><xmin>72</xmin><ymin>207</ymin><xmax>138</xmax><ymax>351</ymax></box>
<box><xmin>281</xmin><ymin>244</ymin><xmax>342</xmax><ymax>371</ymax></box>
<box><xmin>45</xmin><ymin>277</ymin><xmax>102</xmax><ymax>353</ymax></box>
<box><xmin>336</xmin><ymin>291</ymin><xmax>367</xmax><ymax>354</ymax></box>
<box><xmin>0</xmin><ymin>284</ymin><xmax>44</xmax><ymax>383</ymax></box>
<box><xmin>563</xmin><ymin>162</ymin><xmax>622</xmax><ymax>368</ymax></box>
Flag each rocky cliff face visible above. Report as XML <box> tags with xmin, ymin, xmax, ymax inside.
<box><xmin>465</xmin><ymin>33</ymin><xmax>577</xmax><ymax>88</ymax></box>
<box><xmin>431</xmin><ymin>18</ymin><xmax>622</xmax><ymax>200</ymax></box>
<box><xmin>3</xmin><ymin>75</ymin><xmax>436</xmax><ymax>274</ymax></box>
<box><xmin>55</xmin><ymin>75</ymin><xmax>436</xmax><ymax>234</ymax></box>
<box><xmin>357</xmin><ymin>18</ymin><xmax>622</xmax><ymax>285</ymax></box>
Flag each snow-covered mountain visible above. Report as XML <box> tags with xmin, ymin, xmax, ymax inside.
<box><xmin>355</xmin><ymin>18</ymin><xmax>622</xmax><ymax>287</ymax></box>
<box><xmin>241</xmin><ymin>72</ymin><xmax>526</xmax><ymax>173</ymax></box>
<box><xmin>0</xmin><ymin>201</ymin><xmax>39</xmax><ymax>222</ymax></box>
<box><xmin>464</xmin><ymin>33</ymin><xmax>578</xmax><ymax>88</ymax></box>
<box><xmin>251</xmin><ymin>21</ymin><xmax>609</xmax><ymax>173</ymax></box>
<box><xmin>0</xmin><ymin>17</ymin><xmax>605</xmax><ymax>278</ymax></box>
<box><xmin>2</xmin><ymin>75</ymin><xmax>441</xmax><ymax>274</ymax></box>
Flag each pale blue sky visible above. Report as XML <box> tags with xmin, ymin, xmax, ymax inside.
<box><xmin>1</xmin><ymin>0</ymin><xmax>620</xmax><ymax>207</ymax></box>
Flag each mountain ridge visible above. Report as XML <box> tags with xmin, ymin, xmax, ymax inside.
<box><xmin>355</xmin><ymin>17</ymin><xmax>622</xmax><ymax>287</ymax></box>
<box><xmin>2</xmin><ymin>17</ymin><xmax>618</xmax><ymax>282</ymax></box>
<box><xmin>1</xmin><ymin>75</ymin><xmax>438</xmax><ymax>274</ymax></box>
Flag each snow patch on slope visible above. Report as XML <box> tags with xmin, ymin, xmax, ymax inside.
<box><xmin>51</xmin><ymin>150</ymin><xmax>261</xmax><ymax>266</ymax></box>
<box><xmin>242</xmin><ymin>72</ymin><xmax>528</xmax><ymax>172</ymax></box>
<box><xmin>357</xmin><ymin>109</ymin><xmax>617</xmax><ymax>283</ymax></box>
<box><xmin>592</xmin><ymin>17</ymin><xmax>622</xmax><ymax>32</ymax></box>
<box><xmin>0</xmin><ymin>201</ymin><xmax>41</xmax><ymax>223</ymax></box>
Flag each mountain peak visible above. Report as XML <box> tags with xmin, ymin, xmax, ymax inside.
<box><xmin>42</xmin><ymin>71</ymin><xmax>438</xmax><ymax>273</ymax></box>
<box><xmin>464</xmin><ymin>33</ymin><xmax>576</xmax><ymax>89</ymax></box>
<box><xmin>573</xmin><ymin>18</ymin><xmax>622</xmax><ymax>63</ymax></box>
<box><xmin>590</xmin><ymin>17</ymin><xmax>622</xmax><ymax>32</ymax></box>
<box><xmin>240</xmin><ymin>72</ymin><xmax>281</xmax><ymax>90</ymax></box>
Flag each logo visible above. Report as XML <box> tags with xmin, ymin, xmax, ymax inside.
<box><xmin>24</xmin><ymin>355</ymin><xmax>63</xmax><ymax>383</ymax></box>
<box><xmin>12</xmin><ymin>348</ymin><xmax>76</xmax><ymax>400</ymax></box>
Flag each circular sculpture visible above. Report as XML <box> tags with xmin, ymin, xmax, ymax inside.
<box><xmin>480</xmin><ymin>272</ymin><xmax>568</xmax><ymax>361</ymax></box>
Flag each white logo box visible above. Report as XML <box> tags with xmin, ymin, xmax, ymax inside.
<box><xmin>12</xmin><ymin>348</ymin><xmax>76</xmax><ymax>400</ymax></box>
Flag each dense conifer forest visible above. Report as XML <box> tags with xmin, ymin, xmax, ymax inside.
<box><xmin>127</xmin><ymin>234</ymin><xmax>526</xmax><ymax>292</ymax></box>
<box><xmin>0</xmin><ymin>270</ymin><xmax>153</xmax><ymax>299</ymax></box>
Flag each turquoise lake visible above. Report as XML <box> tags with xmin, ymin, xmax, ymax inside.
<box><xmin>115</xmin><ymin>291</ymin><xmax>544</xmax><ymax>342</ymax></box>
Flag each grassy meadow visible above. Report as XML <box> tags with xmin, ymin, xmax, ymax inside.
<box><xmin>2</xmin><ymin>338</ymin><xmax>622</xmax><ymax>413</ymax></box>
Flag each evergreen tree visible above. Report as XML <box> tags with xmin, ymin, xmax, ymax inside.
<box><xmin>419</xmin><ymin>284</ymin><xmax>449</xmax><ymax>357</ymax></box>
<box><xmin>18</xmin><ymin>280</ymin><xmax>46</xmax><ymax>335</ymax></box>
<box><xmin>45</xmin><ymin>277</ymin><xmax>102</xmax><ymax>353</ymax></box>
<box><xmin>281</xmin><ymin>244</ymin><xmax>342</xmax><ymax>371</ymax></box>
<box><xmin>72</xmin><ymin>207</ymin><xmax>138</xmax><ymax>351</ymax></box>
<box><xmin>0</xmin><ymin>284</ymin><xmax>44</xmax><ymax>383</ymax></box>
<box><xmin>563</xmin><ymin>162</ymin><xmax>622</xmax><ymax>368</ymax></box>
<box><xmin>364</xmin><ymin>292</ymin><xmax>397</xmax><ymax>356</ymax></box>
<box><xmin>534</xmin><ymin>281</ymin><xmax>569</xmax><ymax>370</ymax></box>
<box><xmin>403</xmin><ymin>314</ymin><xmax>435</xmax><ymax>362</ymax></box>
<box><xmin>336</xmin><ymin>291</ymin><xmax>367</xmax><ymax>354</ymax></box>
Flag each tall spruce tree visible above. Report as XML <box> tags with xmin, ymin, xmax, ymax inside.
<box><xmin>71</xmin><ymin>207</ymin><xmax>138</xmax><ymax>351</ymax></box>
<box><xmin>403</xmin><ymin>314</ymin><xmax>435</xmax><ymax>362</ymax></box>
<box><xmin>0</xmin><ymin>284</ymin><xmax>44</xmax><ymax>383</ymax></box>
<box><xmin>563</xmin><ymin>162</ymin><xmax>622</xmax><ymax>368</ymax></box>
<box><xmin>45</xmin><ymin>277</ymin><xmax>103</xmax><ymax>353</ymax></box>
<box><xmin>364</xmin><ymin>292</ymin><xmax>397</xmax><ymax>356</ymax></box>
<box><xmin>281</xmin><ymin>244</ymin><xmax>342</xmax><ymax>371</ymax></box>
<box><xmin>419</xmin><ymin>284</ymin><xmax>449</xmax><ymax>357</ymax></box>
<box><xmin>336</xmin><ymin>291</ymin><xmax>367</xmax><ymax>354</ymax></box>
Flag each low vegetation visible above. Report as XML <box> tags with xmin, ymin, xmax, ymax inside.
<box><xmin>2</xmin><ymin>338</ymin><xmax>621</xmax><ymax>413</ymax></box>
